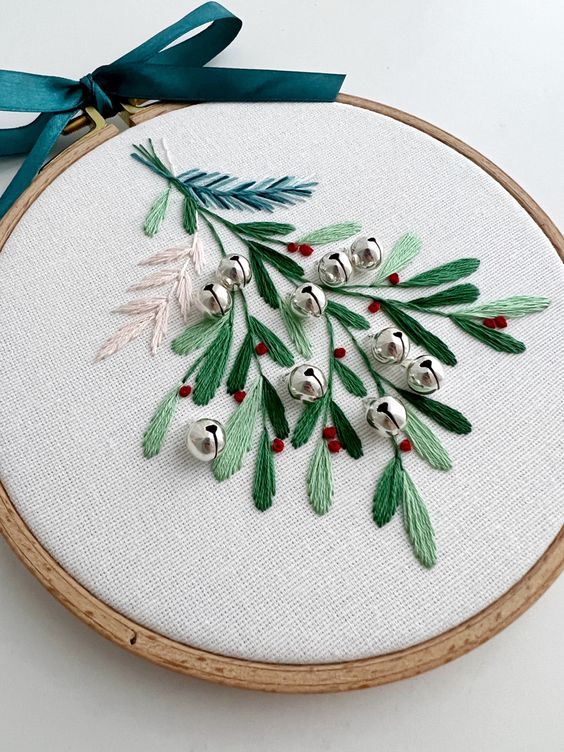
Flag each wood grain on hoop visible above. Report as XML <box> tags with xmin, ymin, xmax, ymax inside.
<box><xmin>0</xmin><ymin>96</ymin><xmax>562</xmax><ymax>693</ymax></box>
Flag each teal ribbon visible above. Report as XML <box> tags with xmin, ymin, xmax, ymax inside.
<box><xmin>0</xmin><ymin>2</ymin><xmax>344</xmax><ymax>218</ymax></box>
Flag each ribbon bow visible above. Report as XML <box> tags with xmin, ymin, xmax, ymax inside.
<box><xmin>0</xmin><ymin>2</ymin><xmax>344</xmax><ymax>218</ymax></box>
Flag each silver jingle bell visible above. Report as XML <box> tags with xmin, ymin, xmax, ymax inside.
<box><xmin>216</xmin><ymin>253</ymin><xmax>252</xmax><ymax>290</ymax></box>
<box><xmin>186</xmin><ymin>418</ymin><xmax>226</xmax><ymax>461</ymax></box>
<box><xmin>289</xmin><ymin>283</ymin><xmax>327</xmax><ymax>318</ymax></box>
<box><xmin>288</xmin><ymin>364</ymin><xmax>328</xmax><ymax>402</ymax></box>
<box><xmin>407</xmin><ymin>355</ymin><xmax>444</xmax><ymax>394</ymax></box>
<box><xmin>317</xmin><ymin>250</ymin><xmax>353</xmax><ymax>287</ymax></box>
<box><xmin>366</xmin><ymin>395</ymin><xmax>407</xmax><ymax>436</ymax></box>
<box><xmin>349</xmin><ymin>235</ymin><xmax>382</xmax><ymax>270</ymax></box>
<box><xmin>197</xmin><ymin>282</ymin><xmax>232</xmax><ymax>318</ymax></box>
<box><xmin>372</xmin><ymin>327</ymin><xmax>411</xmax><ymax>364</ymax></box>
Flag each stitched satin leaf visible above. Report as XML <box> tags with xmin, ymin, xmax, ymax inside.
<box><xmin>372</xmin><ymin>454</ymin><xmax>403</xmax><ymax>526</ymax></box>
<box><xmin>404</xmin><ymin>408</ymin><xmax>452</xmax><ymax>471</ymax></box>
<box><xmin>249</xmin><ymin>253</ymin><xmax>280</xmax><ymax>309</ymax></box>
<box><xmin>407</xmin><ymin>283</ymin><xmax>480</xmax><ymax>309</ymax></box>
<box><xmin>226</xmin><ymin>332</ymin><xmax>253</xmax><ymax>394</ymax></box>
<box><xmin>326</xmin><ymin>300</ymin><xmax>370</xmax><ymax>330</ymax></box>
<box><xmin>380</xmin><ymin>300</ymin><xmax>457</xmax><ymax>366</ymax></box>
<box><xmin>398</xmin><ymin>389</ymin><xmax>472</xmax><ymax>434</ymax></box>
<box><xmin>253</xmin><ymin>428</ymin><xmax>276</xmax><ymax>511</ymax></box>
<box><xmin>279</xmin><ymin>297</ymin><xmax>313</xmax><ymax>358</ymax></box>
<box><xmin>249</xmin><ymin>241</ymin><xmax>304</xmax><ymax>281</ymax></box>
<box><xmin>235</xmin><ymin>221</ymin><xmax>295</xmax><ymax>240</ymax></box>
<box><xmin>372</xmin><ymin>233</ymin><xmax>421</xmax><ymax>283</ymax></box>
<box><xmin>453</xmin><ymin>295</ymin><xmax>551</xmax><ymax>319</ymax></box>
<box><xmin>291</xmin><ymin>398</ymin><xmax>325</xmax><ymax>448</ymax></box>
<box><xmin>331</xmin><ymin>400</ymin><xmax>363</xmax><ymax>459</ymax></box>
<box><xmin>400</xmin><ymin>258</ymin><xmax>480</xmax><ymax>287</ymax></box>
<box><xmin>306</xmin><ymin>439</ymin><xmax>333</xmax><ymax>515</ymax></box>
<box><xmin>401</xmin><ymin>471</ymin><xmax>437</xmax><ymax>568</ymax></box>
<box><xmin>249</xmin><ymin>316</ymin><xmax>294</xmax><ymax>367</ymax></box>
<box><xmin>451</xmin><ymin>316</ymin><xmax>526</xmax><ymax>354</ymax></box>
<box><xmin>262</xmin><ymin>376</ymin><xmax>290</xmax><ymax>440</ymax></box>
<box><xmin>333</xmin><ymin>359</ymin><xmax>367</xmax><ymax>398</ymax></box>
<box><xmin>143</xmin><ymin>186</ymin><xmax>171</xmax><ymax>237</ymax></box>
<box><xmin>142</xmin><ymin>386</ymin><xmax>179</xmax><ymax>458</ymax></box>
<box><xmin>192</xmin><ymin>317</ymin><xmax>234</xmax><ymax>405</ymax></box>
<box><xmin>182</xmin><ymin>195</ymin><xmax>198</xmax><ymax>234</ymax></box>
<box><xmin>171</xmin><ymin>316</ymin><xmax>227</xmax><ymax>355</ymax></box>
<box><xmin>297</xmin><ymin>222</ymin><xmax>362</xmax><ymax>246</ymax></box>
<box><xmin>213</xmin><ymin>379</ymin><xmax>263</xmax><ymax>481</ymax></box>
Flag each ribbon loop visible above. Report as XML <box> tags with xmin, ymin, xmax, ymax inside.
<box><xmin>78</xmin><ymin>74</ymin><xmax>116</xmax><ymax>118</ymax></box>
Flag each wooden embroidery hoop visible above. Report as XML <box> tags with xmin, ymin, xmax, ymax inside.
<box><xmin>0</xmin><ymin>94</ymin><xmax>562</xmax><ymax>693</ymax></box>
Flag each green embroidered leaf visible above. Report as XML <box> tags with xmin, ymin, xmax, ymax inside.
<box><xmin>253</xmin><ymin>428</ymin><xmax>276</xmax><ymax>511</ymax></box>
<box><xmin>398</xmin><ymin>389</ymin><xmax>472</xmax><ymax>435</ymax></box>
<box><xmin>372</xmin><ymin>454</ymin><xmax>403</xmax><ymax>527</ymax></box>
<box><xmin>213</xmin><ymin>379</ymin><xmax>263</xmax><ymax>481</ymax></box>
<box><xmin>453</xmin><ymin>295</ymin><xmax>551</xmax><ymax>319</ymax></box>
<box><xmin>192</xmin><ymin>317</ymin><xmax>234</xmax><ymax>405</ymax></box>
<box><xmin>279</xmin><ymin>297</ymin><xmax>313</xmax><ymax>358</ymax></box>
<box><xmin>142</xmin><ymin>386</ymin><xmax>179</xmax><ymax>458</ymax></box>
<box><xmin>333</xmin><ymin>359</ymin><xmax>367</xmax><ymax>398</ymax></box>
<box><xmin>143</xmin><ymin>186</ymin><xmax>171</xmax><ymax>237</ymax></box>
<box><xmin>297</xmin><ymin>222</ymin><xmax>362</xmax><ymax>246</ymax></box>
<box><xmin>262</xmin><ymin>376</ymin><xmax>290</xmax><ymax>440</ymax></box>
<box><xmin>291</xmin><ymin>398</ymin><xmax>325</xmax><ymax>448</ymax></box>
<box><xmin>236</xmin><ymin>221</ymin><xmax>295</xmax><ymax>240</ymax></box>
<box><xmin>331</xmin><ymin>400</ymin><xmax>363</xmax><ymax>459</ymax></box>
<box><xmin>226</xmin><ymin>332</ymin><xmax>254</xmax><ymax>394</ymax></box>
<box><xmin>182</xmin><ymin>194</ymin><xmax>198</xmax><ymax>234</ymax></box>
<box><xmin>306</xmin><ymin>439</ymin><xmax>333</xmax><ymax>515</ymax></box>
<box><xmin>249</xmin><ymin>316</ymin><xmax>294</xmax><ymax>367</ymax></box>
<box><xmin>400</xmin><ymin>258</ymin><xmax>480</xmax><ymax>287</ymax></box>
<box><xmin>404</xmin><ymin>408</ymin><xmax>452</xmax><ymax>471</ymax></box>
<box><xmin>380</xmin><ymin>300</ymin><xmax>457</xmax><ymax>366</ymax></box>
<box><xmin>451</xmin><ymin>316</ymin><xmax>525</xmax><ymax>354</ymax></box>
<box><xmin>407</xmin><ymin>283</ymin><xmax>480</xmax><ymax>309</ymax></box>
<box><xmin>326</xmin><ymin>300</ymin><xmax>370</xmax><ymax>330</ymax></box>
<box><xmin>401</xmin><ymin>471</ymin><xmax>436</xmax><ymax>568</ymax></box>
<box><xmin>372</xmin><ymin>233</ymin><xmax>421</xmax><ymax>283</ymax></box>
<box><xmin>171</xmin><ymin>316</ymin><xmax>227</xmax><ymax>356</ymax></box>
<box><xmin>249</xmin><ymin>241</ymin><xmax>304</xmax><ymax>281</ymax></box>
<box><xmin>249</xmin><ymin>253</ymin><xmax>280</xmax><ymax>309</ymax></box>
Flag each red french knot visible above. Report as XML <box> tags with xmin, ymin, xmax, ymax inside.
<box><xmin>495</xmin><ymin>316</ymin><xmax>508</xmax><ymax>328</ymax></box>
<box><xmin>272</xmin><ymin>438</ymin><xmax>285</xmax><ymax>453</ymax></box>
<box><xmin>255</xmin><ymin>342</ymin><xmax>268</xmax><ymax>356</ymax></box>
<box><xmin>333</xmin><ymin>347</ymin><xmax>346</xmax><ymax>359</ymax></box>
<box><xmin>322</xmin><ymin>426</ymin><xmax>337</xmax><ymax>440</ymax></box>
<box><xmin>399</xmin><ymin>438</ymin><xmax>412</xmax><ymax>452</ymax></box>
<box><xmin>178</xmin><ymin>385</ymin><xmax>192</xmax><ymax>398</ymax></box>
<box><xmin>298</xmin><ymin>244</ymin><xmax>314</xmax><ymax>257</ymax></box>
<box><xmin>368</xmin><ymin>300</ymin><xmax>381</xmax><ymax>314</ymax></box>
<box><xmin>483</xmin><ymin>318</ymin><xmax>496</xmax><ymax>329</ymax></box>
<box><xmin>327</xmin><ymin>440</ymin><xmax>342</xmax><ymax>454</ymax></box>
<box><xmin>233</xmin><ymin>390</ymin><xmax>246</xmax><ymax>403</ymax></box>
<box><xmin>287</xmin><ymin>242</ymin><xmax>298</xmax><ymax>253</ymax></box>
<box><xmin>388</xmin><ymin>273</ymin><xmax>400</xmax><ymax>285</ymax></box>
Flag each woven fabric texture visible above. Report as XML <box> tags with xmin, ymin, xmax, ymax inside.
<box><xmin>0</xmin><ymin>103</ymin><xmax>562</xmax><ymax>664</ymax></box>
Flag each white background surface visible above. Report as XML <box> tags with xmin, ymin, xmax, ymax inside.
<box><xmin>0</xmin><ymin>0</ymin><xmax>562</xmax><ymax>749</ymax></box>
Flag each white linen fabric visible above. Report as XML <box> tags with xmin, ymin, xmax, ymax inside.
<box><xmin>0</xmin><ymin>103</ymin><xmax>562</xmax><ymax>664</ymax></box>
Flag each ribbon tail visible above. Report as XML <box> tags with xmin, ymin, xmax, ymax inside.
<box><xmin>0</xmin><ymin>111</ymin><xmax>73</xmax><ymax>219</ymax></box>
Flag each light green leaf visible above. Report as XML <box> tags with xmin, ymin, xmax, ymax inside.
<box><xmin>372</xmin><ymin>233</ymin><xmax>421</xmax><ymax>283</ymax></box>
<box><xmin>213</xmin><ymin>379</ymin><xmax>263</xmax><ymax>480</ymax></box>
<box><xmin>142</xmin><ymin>386</ymin><xmax>179</xmax><ymax>458</ymax></box>
<box><xmin>401</xmin><ymin>471</ymin><xmax>437</xmax><ymax>568</ymax></box>
<box><xmin>306</xmin><ymin>439</ymin><xmax>333</xmax><ymax>515</ymax></box>
<box><xmin>453</xmin><ymin>296</ymin><xmax>551</xmax><ymax>319</ymax></box>
<box><xmin>297</xmin><ymin>222</ymin><xmax>362</xmax><ymax>246</ymax></box>
<box><xmin>404</xmin><ymin>408</ymin><xmax>452</xmax><ymax>471</ymax></box>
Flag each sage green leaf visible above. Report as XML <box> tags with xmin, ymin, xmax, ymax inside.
<box><xmin>380</xmin><ymin>300</ymin><xmax>457</xmax><ymax>366</ymax></box>
<box><xmin>262</xmin><ymin>376</ymin><xmax>290</xmax><ymax>439</ymax></box>
<box><xmin>372</xmin><ymin>233</ymin><xmax>421</xmax><ymax>283</ymax></box>
<box><xmin>306</xmin><ymin>439</ymin><xmax>333</xmax><ymax>515</ymax></box>
<box><xmin>279</xmin><ymin>296</ymin><xmax>313</xmax><ymax>358</ymax></box>
<box><xmin>236</xmin><ymin>221</ymin><xmax>295</xmax><ymax>239</ymax></box>
<box><xmin>192</xmin><ymin>318</ymin><xmax>234</xmax><ymax>405</ymax></box>
<box><xmin>143</xmin><ymin>186</ymin><xmax>170</xmax><ymax>237</ymax></box>
<box><xmin>250</xmin><ymin>316</ymin><xmax>294</xmax><ymax>367</ymax></box>
<box><xmin>407</xmin><ymin>283</ymin><xmax>480</xmax><ymax>308</ymax></box>
<box><xmin>326</xmin><ymin>300</ymin><xmax>370</xmax><ymax>330</ymax></box>
<box><xmin>334</xmin><ymin>359</ymin><xmax>367</xmax><ymax>398</ymax></box>
<box><xmin>291</xmin><ymin>398</ymin><xmax>325</xmax><ymax>448</ymax></box>
<box><xmin>249</xmin><ymin>241</ymin><xmax>304</xmax><ymax>281</ymax></box>
<box><xmin>404</xmin><ymin>408</ymin><xmax>452</xmax><ymax>471</ymax></box>
<box><xmin>253</xmin><ymin>428</ymin><xmax>276</xmax><ymax>511</ymax></box>
<box><xmin>451</xmin><ymin>316</ymin><xmax>525</xmax><ymax>354</ymax></box>
<box><xmin>400</xmin><ymin>258</ymin><xmax>480</xmax><ymax>287</ymax></box>
<box><xmin>213</xmin><ymin>379</ymin><xmax>263</xmax><ymax>481</ymax></box>
<box><xmin>331</xmin><ymin>400</ymin><xmax>363</xmax><ymax>459</ymax></box>
<box><xmin>249</xmin><ymin>253</ymin><xmax>280</xmax><ymax>309</ymax></box>
<box><xmin>372</xmin><ymin>454</ymin><xmax>403</xmax><ymax>527</ymax></box>
<box><xmin>142</xmin><ymin>386</ymin><xmax>179</xmax><ymax>458</ymax></box>
<box><xmin>226</xmin><ymin>332</ymin><xmax>253</xmax><ymax>394</ymax></box>
<box><xmin>171</xmin><ymin>316</ymin><xmax>227</xmax><ymax>356</ymax></box>
<box><xmin>297</xmin><ymin>221</ymin><xmax>362</xmax><ymax>246</ymax></box>
<box><xmin>182</xmin><ymin>195</ymin><xmax>198</xmax><ymax>234</ymax></box>
<box><xmin>453</xmin><ymin>295</ymin><xmax>550</xmax><ymax>319</ymax></box>
<box><xmin>398</xmin><ymin>389</ymin><xmax>472</xmax><ymax>435</ymax></box>
<box><xmin>401</xmin><ymin>471</ymin><xmax>437</xmax><ymax>568</ymax></box>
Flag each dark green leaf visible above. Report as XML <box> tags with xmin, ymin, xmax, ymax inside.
<box><xmin>250</xmin><ymin>316</ymin><xmax>294</xmax><ymax>367</ymax></box>
<box><xmin>182</xmin><ymin>195</ymin><xmax>198</xmax><ymax>234</ymax></box>
<box><xmin>326</xmin><ymin>300</ymin><xmax>370</xmax><ymax>331</ymax></box>
<box><xmin>331</xmin><ymin>400</ymin><xmax>363</xmax><ymax>459</ymax></box>
<box><xmin>249</xmin><ymin>253</ymin><xmax>279</xmax><ymax>309</ymax></box>
<box><xmin>333</xmin><ymin>359</ymin><xmax>367</xmax><ymax>398</ymax></box>
<box><xmin>253</xmin><ymin>428</ymin><xmax>276</xmax><ymax>511</ymax></box>
<box><xmin>451</xmin><ymin>316</ymin><xmax>526</xmax><ymax>354</ymax></box>
<box><xmin>192</xmin><ymin>319</ymin><xmax>234</xmax><ymax>405</ymax></box>
<box><xmin>380</xmin><ymin>300</ymin><xmax>457</xmax><ymax>366</ymax></box>
<box><xmin>226</xmin><ymin>332</ymin><xmax>253</xmax><ymax>394</ymax></box>
<box><xmin>372</xmin><ymin>454</ymin><xmax>403</xmax><ymax>527</ymax></box>
<box><xmin>291</xmin><ymin>398</ymin><xmax>325</xmax><ymax>448</ymax></box>
<box><xmin>236</xmin><ymin>221</ymin><xmax>295</xmax><ymax>239</ymax></box>
<box><xmin>142</xmin><ymin>387</ymin><xmax>179</xmax><ymax>458</ymax></box>
<box><xmin>262</xmin><ymin>376</ymin><xmax>289</xmax><ymax>439</ymax></box>
<box><xmin>249</xmin><ymin>241</ymin><xmax>304</xmax><ymax>281</ymax></box>
<box><xmin>407</xmin><ymin>283</ymin><xmax>480</xmax><ymax>308</ymax></box>
<box><xmin>400</xmin><ymin>258</ymin><xmax>480</xmax><ymax>287</ymax></box>
<box><xmin>398</xmin><ymin>389</ymin><xmax>472</xmax><ymax>434</ymax></box>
